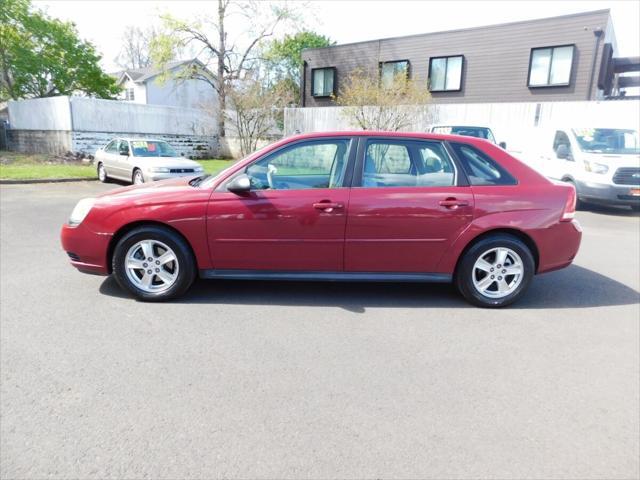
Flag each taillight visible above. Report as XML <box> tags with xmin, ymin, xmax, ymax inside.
<box><xmin>561</xmin><ymin>186</ymin><xmax>576</xmax><ymax>222</ymax></box>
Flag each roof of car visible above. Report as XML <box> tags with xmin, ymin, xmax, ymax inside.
<box><xmin>285</xmin><ymin>130</ymin><xmax>493</xmax><ymax>143</ymax></box>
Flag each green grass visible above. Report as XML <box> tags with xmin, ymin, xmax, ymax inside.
<box><xmin>197</xmin><ymin>159</ymin><xmax>238</xmax><ymax>175</ymax></box>
<box><xmin>0</xmin><ymin>151</ymin><xmax>96</xmax><ymax>180</ymax></box>
<box><xmin>0</xmin><ymin>152</ymin><xmax>238</xmax><ymax>180</ymax></box>
<box><xmin>0</xmin><ymin>163</ymin><xmax>97</xmax><ymax>180</ymax></box>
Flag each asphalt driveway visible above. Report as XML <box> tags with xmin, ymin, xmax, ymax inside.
<box><xmin>1</xmin><ymin>181</ymin><xmax>639</xmax><ymax>479</ymax></box>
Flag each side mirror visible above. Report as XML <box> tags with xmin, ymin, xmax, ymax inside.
<box><xmin>227</xmin><ymin>174</ymin><xmax>251</xmax><ymax>194</ymax></box>
<box><xmin>556</xmin><ymin>144</ymin><xmax>571</xmax><ymax>160</ymax></box>
<box><xmin>498</xmin><ymin>141</ymin><xmax>507</xmax><ymax>149</ymax></box>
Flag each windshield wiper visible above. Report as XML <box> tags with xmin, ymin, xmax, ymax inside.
<box><xmin>189</xmin><ymin>174</ymin><xmax>210</xmax><ymax>187</ymax></box>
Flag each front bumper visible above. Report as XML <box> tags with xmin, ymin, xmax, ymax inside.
<box><xmin>60</xmin><ymin>223</ymin><xmax>111</xmax><ymax>275</ymax></box>
<box><xmin>145</xmin><ymin>172</ymin><xmax>200</xmax><ymax>182</ymax></box>
<box><xmin>576</xmin><ymin>180</ymin><xmax>640</xmax><ymax>206</ymax></box>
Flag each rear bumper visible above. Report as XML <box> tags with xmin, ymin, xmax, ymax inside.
<box><xmin>535</xmin><ymin>219</ymin><xmax>582</xmax><ymax>274</ymax></box>
<box><xmin>60</xmin><ymin>223</ymin><xmax>111</xmax><ymax>275</ymax></box>
<box><xmin>576</xmin><ymin>180</ymin><xmax>640</xmax><ymax>206</ymax></box>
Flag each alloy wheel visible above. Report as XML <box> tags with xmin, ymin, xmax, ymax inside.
<box><xmin>133</xmin><ymin>170</ymin><xmax>144</xmax><ymax>184</ymax></box>
<box><xmin>125</xmin><ymin>240</ymin><xmax>179</xmax><ymax>293</ymax></box>
<box><xmin>472</xmin><ymin>247</ymin><xmax>524</xmax><ymax>299</ymax></box>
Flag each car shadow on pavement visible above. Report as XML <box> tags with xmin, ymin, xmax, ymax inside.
<box><xmin>99</xmin><ymin>264</ymin><xmax>639</xmax><ymax>311</ymax></box>
<box><xmin>579</xmin><ymin>203</ymin><xmax>640</xmax><ymax>217</ymax></box>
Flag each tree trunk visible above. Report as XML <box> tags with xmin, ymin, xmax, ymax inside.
<box><xmin>217</xmin><ymin>0</ymin><xmax>226</xmax><ymax>137</ymax></box>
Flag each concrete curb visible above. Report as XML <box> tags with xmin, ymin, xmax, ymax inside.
<box><xmin>0</xmin><ymin>178</ymin><xmax>98</xmax><ymax>185</ymax></box>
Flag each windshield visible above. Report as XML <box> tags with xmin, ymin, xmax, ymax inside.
<box><xmin>131</xmin><ymin>140</ymin><xmax>178</xmax><ymax>157</ymax></box>
<box><xmin>572</xmin><ymin>128</ymin><xmax>640</xmax><ymax>155</ymax></box>
<box><xmin>433</xmin><ymin>126</ymin><xmax>495</xmax><ymax>143</ymax></box>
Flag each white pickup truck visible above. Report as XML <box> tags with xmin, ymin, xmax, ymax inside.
<box><xmin>529</xmin><ymin>127</ymin><xmax>640</xmax><ymax>211</ymax></box>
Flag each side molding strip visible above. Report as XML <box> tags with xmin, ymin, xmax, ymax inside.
<box><xmin>199</xmin><ymin>270</ymin><xmax>452</xmax><ymax>283</ymax></box>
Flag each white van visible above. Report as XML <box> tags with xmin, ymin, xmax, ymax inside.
<box><xmin>532</xmin><ymin>127</ymin><xmax>640</xmax><ymax>211</ymax></box>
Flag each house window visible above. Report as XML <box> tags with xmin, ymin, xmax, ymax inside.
<box><xmin>125</xmin><ymin>88</ymin><xmax>135</xmax><ymax>101</ymax></box>
<box><xmin>528</xmin><ymin>45</ymin><xmax>574</xmax><ymax>87</ymax></box>
<box><xmin>428</xmin><ymin>55</ymin><xmax>463</xmax><ymax>92</ymax></box>
<box><xmin>380</xmin><ymin>60</ymin><xmax>410</xmax><ymax>89</ymax></box>
<box><xmin>312</xmin><ymin>68</ymin><xmax>335</xmax><ymax>97</ymax></box>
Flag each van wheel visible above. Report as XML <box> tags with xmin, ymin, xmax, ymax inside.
<box><xmin>456</xmin><ymin>234</ymin><xmax>535</xmax><ymax>308</ymax></box>
<box><xmin>112</xmin><ymin>226</ymin><xmax>196</xmax><ymax>301</ymax></box>
<box><xmin>563</xmin><ymin>178</ymin><xmax>583</xmax><ymax>209</ymax></box>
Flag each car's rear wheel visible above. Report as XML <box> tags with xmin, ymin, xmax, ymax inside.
<box><xmin>132</xmin><ymin>169</ymin><xmax>145</xmax><ymax>185</ymax></box>
<box><xmin>112</xmin><ymin>226</ymin><xmax>196</xmax><ymax>301</ymax></box>
<box><xmin>97</xmin><ymin>162</ymin><xmax>109</xmax><ymax>183</ymax></box>
<box><xmin>456</xmin><ymin>234</ymin><xmax>535</xmax><ymax>308</ymax></box>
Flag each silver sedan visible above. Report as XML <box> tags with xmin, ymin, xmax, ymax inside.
<box><xmin>95</xmin><ymin>138</ymin><xmax>204</xmax><ymax>185</ymax></box>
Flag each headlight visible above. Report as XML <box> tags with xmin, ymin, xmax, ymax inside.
<box><xmin>69</xmin><ymin>198</ymin><xmax>96</xmax><ymax>226</ymax></box>
<box><xmin>149</xmin><ymin>167</ymin><xmax>170</xmax><ymax>173</ymax></box>
<box><xmin>584</xmin><ymin>160</ymin><xmax>608</xmax><ymax>174</ymax></box>
<box><xmin>194</xmin><ymin>166</ymin><xmax>204</xmax><ymax>172</ymax></box>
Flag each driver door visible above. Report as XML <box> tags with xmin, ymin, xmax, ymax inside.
<box><xmin>206</xmin><ymin>137</ymin><xmax>355</xmax><ymax>271</ymax></box>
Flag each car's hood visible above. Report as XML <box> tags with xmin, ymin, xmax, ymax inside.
<box><xmin>135</xmin><ymin>157</ymin><xmax>202</xmax><ymax>168</ymax></box>
<box><xmin>95</xmin><ymin>176</ymin><xmax>199</xmax><ymax>204</ymax></box>
<box><xmin>581</xmin><ymin>152</ymin><xmax>640</xmax><ymax>168</ymax></box>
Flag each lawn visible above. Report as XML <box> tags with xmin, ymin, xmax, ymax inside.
<box><xmin>0</xmin><ymin>151</ymin><xmax>236</xmax><ymax>180</ymax></box>
<box><xmin>0</xmin><ymin>151</ymin><xmax>96</xmax><ymax>180</ymax></box>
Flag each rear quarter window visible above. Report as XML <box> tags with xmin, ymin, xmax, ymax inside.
<box><xmin>450</xmin><ymin>142</ymin><xmax>517</xmax><ymax>186</ymax></box>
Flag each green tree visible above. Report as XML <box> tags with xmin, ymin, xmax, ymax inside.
<box><xmin>264</xmin><ymin>30</ymin><xmax>334</xmax><ymax>100</ymax></box>
<box><xmin>0</xmin><ymin>0</ymin><xmax>119</xmax><ymax>101</ymax></box>
<box><xmin>335</xmin><ymin>69</ymin><xmax>432</xmax><ymax>131</ymax></box>
<box><xmin>151</xmin><ymin>0</ymin><xmax>298</xmax><ymax>137</ymax></box>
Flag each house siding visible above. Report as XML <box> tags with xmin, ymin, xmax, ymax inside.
<box><xmin>302</xmin><ymin>10</ymin><xmax>613</xmax><ymax>106</ymax></box>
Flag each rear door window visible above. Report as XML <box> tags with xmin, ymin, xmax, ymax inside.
<box><xmin>362</xmin><ymin>139</ymin><xmax>456</xmax><ymax>188</ymax></box>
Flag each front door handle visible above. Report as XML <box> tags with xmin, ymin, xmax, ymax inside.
<box><xmin>313</xmin><ymin>202</ymin><xmax>344</xmax><ymax>212</ymax></box>
<box><xmin>439</xmin><ymin>198</ymin><xmax>470</xmax><ymax>209</ymax></box>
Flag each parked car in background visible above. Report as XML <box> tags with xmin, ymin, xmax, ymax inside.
<box><xmin>95</xmin><ymin>138</ymin><xmax>204</xmax><ymax>185</ymax></box>
<box><xmin>62</xmin><ymin>131</ymin><xmax>581</xmax><ymax>308</ymax></box>
<box><xmin>429</xmin><ymin>125</ymin><xmax>507</xmax><ymax>149</ymax></box>
<box><xmin>532</xmin><ymin>127</ymin><xmax>640</xmax><ymax>211</ymax></box>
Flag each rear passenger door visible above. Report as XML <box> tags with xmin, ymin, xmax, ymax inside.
<box><xmin>344</xmin><ymin>137</ymin><xmax>474</xmax><ymax>273</ymax></box>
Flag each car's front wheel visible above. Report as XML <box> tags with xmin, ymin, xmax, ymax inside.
<box><xmin>112</xmin><ymin>226</ymin><xmax>196</xmax><ymax>301</ymax></box>
<box><xmin>456</xmin><ymin>234</ymin><xmax>535</xmax><ymax>307</ymax></box>
<box><xmin>97</xmin><ymin>162</ymin><xmax>109</xmax><ymax>183</ymax></box>
<box><xmin>132</xmin><ymin>168</ymin><xmax>145</xmax><ymax>185</ymax></box>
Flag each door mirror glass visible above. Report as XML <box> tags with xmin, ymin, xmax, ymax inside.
<box><xmin>227</xmin><ymin>174</ymin><xmax>252</xmax><ymax>194</ymax></box>
<box><xmin>556</xmin><ymin>144</ymin><xmax>571</xmax><ymax>160</ymax></box>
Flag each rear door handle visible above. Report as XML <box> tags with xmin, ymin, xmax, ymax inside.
<box><xmin>313</xmin><ymin>202</ymin><xmax>344</xmax><ymax>212</ymax></box>
<box><xmin>439</xmin><ymin>198</ymin><xmax>470</xmax><ymax>208</ymax></box>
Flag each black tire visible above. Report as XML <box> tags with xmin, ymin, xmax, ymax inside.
<box><xmin>112</xmin><ymin>226</ymin><xmax>196</xmax><ymax>301</ymax></box>
<box><xmin>97</xmin><ymin>162</ymin><xmax>109</xmax><ymax>183</ymax></box>
<box><xmin>455</xmin><ymin>234</ymin><xmax>535</xmax><ymax>308</ymax></box>
<box><xmin>132</xmin><ymin>168</ymin><xmax>144</xmax><ymax>185</ymax></box>
<box><xmin>631</xmin><ymin>205</ymin><xmax>640</xmax><ymax>212</ymax></box>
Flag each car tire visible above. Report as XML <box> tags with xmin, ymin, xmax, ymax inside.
<box><xmin>455</xmin><ymin>234</ymin><xmax>535</xmax><ymax>308</ymax></box>
<box><xmin>631</xmin><ymin>205</ymin><xmax>640</xmax><ymax>212</ymax></box>
<box><xmin>112</xmin><ymin>226</ymin><xmax>196</xmax><ymax>302</ymax></box>
<box><xmin>97</xmin><ymin>162</ymin><xmax>109</xmax><ymax>183</ymax></box>
<box><xmin>132</xmin><ymin>168</ymin><xmax>145</xmax><ymax>185</ymax></box>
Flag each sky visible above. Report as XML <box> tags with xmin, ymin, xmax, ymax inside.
<box><xmin>34</xmin><ymin>0</ymin><xmax>640</xmax><ymax>72</ymax></box>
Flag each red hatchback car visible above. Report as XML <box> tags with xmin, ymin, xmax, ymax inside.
<box><xmin>61</xmin><ymin>132</ymin><xmax>582</xmax><ymax>307</ymax></box>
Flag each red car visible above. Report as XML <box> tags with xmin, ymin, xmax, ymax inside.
<box><xmin>61</xmin><ymin>132</ymin><xmax>582</xmax><ymax>307</ymax></box>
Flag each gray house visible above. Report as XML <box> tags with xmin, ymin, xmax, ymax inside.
<box><xmin>301</xmin><ymin>10</ymin><xmax>638</xmax><ymax>107</ymax></box>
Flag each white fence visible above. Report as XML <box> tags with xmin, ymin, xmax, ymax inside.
<box><xmin>8</xmin><ymin>96</ymin><xmax>217</xmax><ymax>136</ymax></box>
<box><xmin>284</xmin><ymin>100</ymin><xmax>640</xmax><ymax>154</ymax></box>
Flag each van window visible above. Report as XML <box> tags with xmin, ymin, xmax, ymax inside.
<box><xmin>553</xmin><ymin>130</ymin><xmax>571</xmax><ymax>152</ymax></box>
